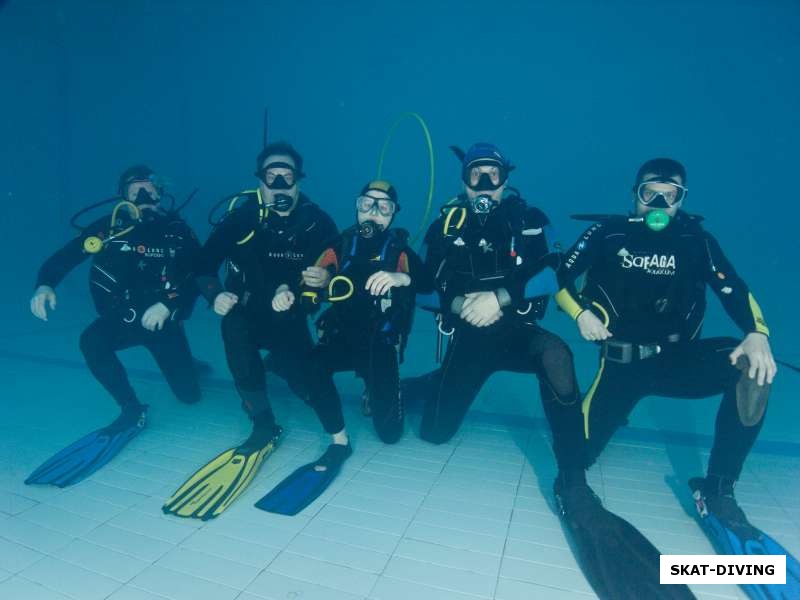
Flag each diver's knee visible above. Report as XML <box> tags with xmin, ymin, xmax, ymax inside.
<box><xmin>420</xmin><ymin>424</ymin><xmax>454</xmax><ymax>445</ymax></box>
<box><xmin>376</xmin><ymin>424</ymin><xmax>403</xmax><ymax>445</ymax></box>
<box><xmin>79</xmin><ymin>325</ymin><xmax>103</xmax><ymax>358</ymax></box>
<box><xmin>733</xmin><ymin>356</ymin><xmax>770</xmax><ymax>427</ymax></box>
<box><xmin>177</xmin><ymin>388</ymin><xmax>202</xmax><ymax>405</ymax></box>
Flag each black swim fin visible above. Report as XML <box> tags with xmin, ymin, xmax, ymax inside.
<box><xmin>690</xmin><ymin>477</ymin><xmax>800</xmax><ymax>600</ymax></box>
<box><xmin>556</xmin><ymin>482</ymin><xmax>696</xmax><ymax>600</ymax></box>
<box><xmin>255</xmin><ymin>443</ymin><xmax>352</xmax><ymax>516</ymax></box>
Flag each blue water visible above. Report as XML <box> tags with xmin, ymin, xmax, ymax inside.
<box><xmin>0</xmin><ymin>2</ymin><xmax>798</xmax><ymax>598</ymax></box>
<box><xmin>4</xmin><ymin>0</ymin><xmax>797</xmax><ymax>440</ymax></box>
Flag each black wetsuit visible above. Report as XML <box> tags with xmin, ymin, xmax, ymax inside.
<box><xmin>414</xmin><ymin>195</ymin><xmax>586</xmax><ymax>472</ymax></box>
<box><xmin>195</xmin><ymin>192</ymin><xmax>337</xmax><ymax>425</ymax></box>
<box><xmin>36</xmin><ymin>209</ymin><xmax>202</xmax><ymax>407</ymax></box>
<box><xmin>556</xmin><ymin>211</ymin><xmax>770</xmax><ymax>480</ymax></box>
<box><xmin>303</xmin><ymin>226</ymin><xmax>431</xmax><ymax>444</ymax></box>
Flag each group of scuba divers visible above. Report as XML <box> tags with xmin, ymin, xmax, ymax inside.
<box><xmin>26</xmin><ymin>138</ymin><xmax>799</xmax><ymax>599</ymax></box>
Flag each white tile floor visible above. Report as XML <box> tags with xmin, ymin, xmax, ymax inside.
<box><xmin>1</xmin><ymin>327</ymin><xmax>799</xmax><ymax>599</ymax></box>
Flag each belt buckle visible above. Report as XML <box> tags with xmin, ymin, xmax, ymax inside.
<box><xmin>638</xmin><ymin>344</ymin><xmax>662</xmax><ymax>360</ymax></box>
<box><xmin>604</xmin><ymin>341</ymin><xmax>633</xmax><ymax>364</ymax></box>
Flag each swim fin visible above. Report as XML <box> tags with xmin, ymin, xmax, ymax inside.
<box><xmin>162</xmin><ymin>425</ymin><xmax>281</xmax><ymax>520</ymax></box>
<box><xmin>690</xmin><ymin>477</ymin><xmax>800</xmax><ymax>600</ymax></box>
<box><xmin>556</xmin><ymin>481</ymin><xmax>696</xmax><ymax>600</ymax></box>
<box><xmin>25</xmin><ymin>404</ymin><xmax>148</xmax><ymax>487</ymax></box>
<box><xmin>255</xmin><ymin>443</ymin><xmax>352</xmax><ymax>516</ymax></box>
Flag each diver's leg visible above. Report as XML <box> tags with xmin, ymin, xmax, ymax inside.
<box><xmin>365</xmin><ymin>335</ymin><xmax>403</xmax><ymax>444</ymax></box>
<box><xmin>79</xmin><ymin>317</ymin><xmax>141</xmax><ymax>408</ymax></box>
<box><xmin>263</xmin><ymin>312</ymin><xmax>314</xmax><ymax>402</ymax></box>
<box><xmin>221</xmin><ymin>308</ymin><xmax>276</xmax><ymax>426</ymax></box>
<box><xmin>655</xmin><ymin>337</ymin><xmax>764</xmax><ymax>481</ymax></box>
<box><xmin>145</xmin><ymin>321</ymin><xmax>202</xmax><ymax>404</ymax></box>
<box><xmin>581</xmin><ymin>359</ymin><xmax>645</xmax><ymax>466</ymax></box>
<box><xmin>305</xmin><ymin>338</ymin><xmax>352</xmax><ymax>437</ymax></box>
<box><xmin>419</xmin><ymin>328</ymin><xmax>494</xmax><ymax>444</ymax></box>
<box><xmin>507</xmin><ymin>326</ymin><xmax>586</xmax><ymax>474</ymax></box>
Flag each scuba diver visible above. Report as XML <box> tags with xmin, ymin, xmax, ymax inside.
<box><xmin>162</xmin><ymin>141</ymin><xmax>338</xmax><ymax>520</ymax></box>
<box><xmin>254</xmin><ymin>180</ymin><xmax>432</xmax><ymax>516</ymax></box>
<box><xmin>408</xmin><ymin>142</ymin><xmax>586</xmax><ymax>474</ymax></box>
<box><xmin>27</xmin><ymin>165</ymin><xmax>203</xmax><ymax>487</ymax></box>
<box><xmin>556</xmin><ymin>158</ymin><xmax>794</xmax><ymax>599</ymax></box>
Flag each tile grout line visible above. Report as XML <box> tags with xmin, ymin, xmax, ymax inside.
<box><xmin>364</xmin><ymin>434</ymin><xmax>461</xmax><ymax>599</ymax></box>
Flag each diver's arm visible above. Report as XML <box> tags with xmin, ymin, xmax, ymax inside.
<box><xmin>316</xmin><ymin>211</ymin><xmax>340</xmax><ymax>251</ymax></box>
<box><xmin>501</xmin><ymin>209</ymin><xmax>559</xmax><ymax>307</ymax></box>
<box><xmin>554</xmin><ymin>222</ymin><xmax>605</xmax><ymax>321</ymax></box>
<box><xmin>299</xmin><ymin>243</ymin><xmax>340</xmax><ymax>310</ymax></box>
<box><xmin>703</xmin><ymin>232</ymin><xmax>770</xmax><ymax>337</ymax></box>
<box><xmin>36</xmin><ymin>237</ymin><xmax>88</xmax><ymax>290</ymax></box>
<box><xmin>193</xmin><ymin>215</ymin><xmax>247</xmax><ymax>303</ymax></box>
<box><xmin>35</xmin><ymin>216</ymin><xmax>110</xmax><ymax>289</ymax></box>
<box><xmin>159</xmin><ymin>222</ymin><xmax>202</xmax><ymax>316</ymax></box>
<box><xmin>421</xmin><ymin>219</ymin><xmax>447</xmax><ymax>286</ymax></box>
<box><xmin>401</xmin><ymin>245</ymin><xmax>434</xmax><ymax>294</ymax></box>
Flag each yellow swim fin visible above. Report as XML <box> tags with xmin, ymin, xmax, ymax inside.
<box><xmin>163</xmin><ymin>427</ymin><xmax>281</xmax><ymax>520</ymax></box>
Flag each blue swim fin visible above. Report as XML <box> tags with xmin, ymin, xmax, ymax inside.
<box><xmin>25</xmin><ymin>405</ymin><xmax>147</xmax><ymax>488</ymax></box>
<box><xmin>255</xmin><ymin>443</ymin><xmax>352</xmax><ymax>516</ymax></box>
<box><xmin>690</xmin><ymin>477</ymin><xmax>800</xmax><ymax>600</ymax></box>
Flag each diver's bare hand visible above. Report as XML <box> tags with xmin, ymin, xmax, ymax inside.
<box><xmin>577</xmin><ymin>310</ymin><xmax>612</xmax><ymax>341</ymax></box>
<box><xmin>365</xmin><ymin>271</ymin><xmax>410</xmax><ymax>296</ymax></box>
<box><xmin>460</xmin><ymin>291</ymin><xmax>502</xmax><ymax>327</ymax></box>
<box><xmin>214</xmin><ymin>292</ymin><xmax>238</xmax><ymax>316</ymax></box>
<box><xmin>31</xmin><ymin>285</ymin><xmax>57</xmax><ymax>321</ymax></box>
<box><xmin>730</xmin><ymin>332</ymin><xmax>777</xmax><ymax>386</ymax></box>
<box><xmin>141</xmin><ymin>302</ymin><xmax>170</xmax><ymax>331</ymax></box>
<box><xmin>272</xmin><ymin>285</ymin><xmax>295</xmax><ymax>312</ymax></box>
<box><xmin>302</xmin><ymin>266</ymin><xmax>331</xmax><ymax>289</ymax></box>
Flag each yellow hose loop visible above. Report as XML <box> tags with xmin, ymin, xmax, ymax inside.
<box><xmin>376</xmin><ymin>112</ymin><xmax>435</xmax><ymax>246</ymax></box>
<box><xmin>327</xmin><ymin>275</ymin><xmax>355</xmax><ymax>302</ymax></box>
<box><xmin>110</xmin><ymin>201</ymin><xmax>140</xmax><ymax>227</ymax></box>
<box><xmin>591</xmin><ymin>301</ymin><xmax>611</xmax><ymax>328</ymax></box>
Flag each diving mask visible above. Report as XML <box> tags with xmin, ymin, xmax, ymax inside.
<box><xmin>636</xmin><ymin>179</ymin><xmax>687</xmax><ymax>208</ymax></box>
<box><xmin>356</xmin><ymin>194</ymin><xmax>397</xmax><ymax>217</ymax></box>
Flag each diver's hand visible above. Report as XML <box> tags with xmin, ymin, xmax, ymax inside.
<box><xmin>31</xmin><ymin>285</ymin><xmax>57</xmax><ymax>321</ymax></box>
<box><xmin>460</xmin><ymin>291</ymin><xmax>503</xmax><ymax>327</ymax></box>
<box><xmin>214</xmin><ymin>292</ymin><xmax>238</xmax><ymax>316</ymax></box>
<box><xmin>302</xmin><ymin>266</ymin><xmax>330</xmax><ymax>289</ymax></box>
<box><xmin>141</xmin><ymin>302</ymin><xmax>170</xmax><ymax>331</ymax></box>
<box><xmin>272</xmin><ymin>284</ymin><xmax>295</xmax><ymax>312</ymax></box>
<box><xmin>577</xmin><ymin>310</ymin><xmax>612</xmax><ymax>341</ymax></box>
<box><xmin>730</xmin><ymin>333</ymin><xmax>777</xmax><ymax>386</ymax></box>
<box><xmin>365</xmin><ymin>271</ymin><xmax>411</xmax><ymax>296</ymax></box>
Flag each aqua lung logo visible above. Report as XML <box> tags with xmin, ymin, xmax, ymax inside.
<box><xmin>267</xmin><ymin>251</ymin><xmax>304</xmax><ymax>260</ymax></box>
<box><xmin>565</xmin><ymin>223</ymin><xmax>601</xmax><ymax>269</ymax></box>
<box><xmin>618</xmin><ymin>248</ymin><xmax>676</xmax><ymax>275</ymax></box>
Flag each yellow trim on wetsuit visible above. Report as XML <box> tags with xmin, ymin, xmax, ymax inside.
<box><xmin>555</xmin><ymin>290</ymin><xmax>611</xmax><ymax>328</ymax></box>
<box><xmin>581</xmin><ymin>357</ymin><xmax>607</xmax><ymax>439</ymax></box>
<box><xmin>442</xmin><ymin>206</ymin><xmax>467</xmax><ymax>235</ymax></box>
<box><xmin>556</xmin><ymin>288</ymin><xmax>584</xmax><ymax>320</ymax></box>
<box><xmin>748</xmin><ymin>293</ymin><xmax>770</xmax><ymax>336</ymax></box>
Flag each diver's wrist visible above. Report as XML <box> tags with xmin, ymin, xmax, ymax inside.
<box><xmin>495</xmin><ymin>287</ymin><xmax>512</xmax><ymax>308</ymax></box>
